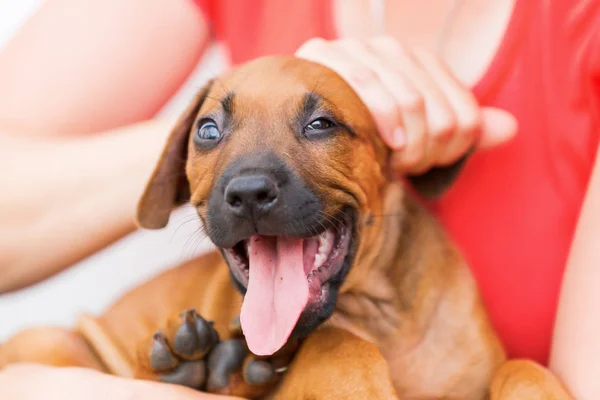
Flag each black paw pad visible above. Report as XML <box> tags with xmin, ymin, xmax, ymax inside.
<box><xmin>149</xmin><ymin>332</ymin><xmax>179</xmax><ymax>372</ymax></box>
<box><xmin>243</xmin><ymin>358</ymin><xmax>276</xmax><ymax>385</ymax></box>
<box><xmin>159</xmin><ymin>360</ymin><xmax>206</xmax><ymax>389</ymax></box>
<box><xmin>172</xmin><ymin>310</ymin><xmax>200</xmax><ymax>359</ymax></box>
<box><xmin>169</xmin><ymin>309</ymin><xmax>219</xmax><ymax>360</ymax></box>
<box><xmin>194</xmin><ymin>312</ymin><xmax>220</xmax><ymax>356</ymax></box>
<box><xmin>206</xmin><ymin>339</ymin><xmax>248</xmax><ymax>390</ymax></box>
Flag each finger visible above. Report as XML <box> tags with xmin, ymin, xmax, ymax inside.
<box><xmin>0</xmin><ymin>364</ymin><xmax>244</xmax><ymax>400</ymax></box>
<box><xmin>335</xmin><ymin>38</ymin><xmax>426</xmax><ymax>151</ymax></box>
<box><xmin>478</xmin><ymin>107</ymin><xmax>518</xmax><ymax>149</ymax></box>
<box><xmin>295</xmin><ymin>38</ymin><xmax>402</xmax><ymax>148</ymax></box>
<box><xmin>370</xmin><ymin>36</ymin><xmax>457</xmax><ymax>173</ymax></box>
<box><xmin>411</xmin><ymin>48</ymin><xmax>481</xmax><ymax>165</ymax></box>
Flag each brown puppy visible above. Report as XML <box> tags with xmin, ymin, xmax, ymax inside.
<box><xmin>0</xmin><ymin>56</ymin><xmax>573</xmax><ymax>400</ymax></box>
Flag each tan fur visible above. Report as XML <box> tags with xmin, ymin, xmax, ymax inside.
<box><xmin>0</xmin><ymin>56</ymin><xmax>573</xmax><ymax>400</ymax></box>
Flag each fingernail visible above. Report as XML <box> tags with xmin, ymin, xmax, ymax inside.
<box><xmin>391</xmin><ymin>127</ymin><xmax>406</xmax><ymax>149</ymax></box>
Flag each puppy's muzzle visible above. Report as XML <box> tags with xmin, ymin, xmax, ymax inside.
<box><xmin>205</xmin><ymin>153</ymin><xmax>322</xmax><ymax>249</ymax></box>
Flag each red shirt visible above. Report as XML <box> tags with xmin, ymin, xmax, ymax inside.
<box><xmin>194</xmin><ymin>0</ymin><xmax>600</xmax><ymax>365</ymax></box>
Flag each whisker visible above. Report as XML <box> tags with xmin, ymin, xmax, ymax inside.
<box><xmin>204</xmin><ymin>94</ymin><xmax>224</xmax><ymax>103</ymax></box>
<box><xmin>316</xmin><ymin>210</ymin><xmax>340</xmax><ymax>235</ymax></box>
<box><xmin>311</xmin><ymin>69</ymin><xmax>325</xmax><ymax>94</ymax></box>
<box><xmin>192</xmin><ymin>229</ymin><xmax>213</xmax><ymax>255</ymax></box>
<box><xmin>314</xmin><ymin>216</ymin><xmax>329</xmax><ymax>236</ymax></box>
<box><xmin>170</xmin><ymin>214</ymin><xmax>202</xmax><ymax>241</ymax></box>
<box><xmin>181</xmin><ymin>225</ymin><xmax>206</xmax><ymax>258</ymax></box>
<box><xmin>368</xmin><ymin>213</ymin><xmax>405</xmax><ymax>219</ymax></box>
<box><xmin>320</xmin><ymin>87</ymin><xmax>348</xmax><ymax>101</ymax></box>
<box><xmin>322</xmin><ymin>211</ymin><xmax>344</xmax><ymax>232</ymax></box>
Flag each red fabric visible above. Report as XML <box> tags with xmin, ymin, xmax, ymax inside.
<box><xmin>192</xmin><ymin>0</ymin><xmax>600</xmax><ymax>365</ymax></box>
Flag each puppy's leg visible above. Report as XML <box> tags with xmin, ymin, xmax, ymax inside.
<box><xmin>489</xmin><ymin>360</ymin><xmax>574</xmax><ymax>400</ymax></box>
<box><xmin>272</xmin><ymin>327</ymin><xmax>399</xmax><ymax>400</ymax></box>
<box><xmin>0</xmin><ymin>327</ymin><xmax>105</xmax><ymax>371</ymax></box>
<box><xmin>135</xmin><ymin>309</ymin><xmax>219</xmax><ymax>388</ymax></box>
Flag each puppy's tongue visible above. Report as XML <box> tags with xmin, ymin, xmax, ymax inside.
<box><xmin>241</xmin><ymin>235</ymin><xmax>309</xmax><ymax>356</ymax></box>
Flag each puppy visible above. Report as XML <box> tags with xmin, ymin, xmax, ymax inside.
<box><xmin>0</xmin><ymin>56</ymin><xmax>573</xmax><ymax>400</ymax></box>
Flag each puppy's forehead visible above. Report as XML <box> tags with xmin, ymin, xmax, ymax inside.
<box><xmin>204</xmin><ymin>56</ymin><xmax>353</xmax><ymax>107</ymax></box>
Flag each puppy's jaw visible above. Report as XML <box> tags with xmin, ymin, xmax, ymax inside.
<box><xmin>216</xmin><ymin>205</ymin><xmax>359</xmax><ymax>353</ymax></box>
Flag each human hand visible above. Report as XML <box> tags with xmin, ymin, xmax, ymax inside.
<box><xmin>295</xmin><ymin>36</ymin><xmax>518</xmax><ymax>176</ymax></box>
<box><xmin>0</xmin><ymin>364</ymin><xmax>246</xmax><ymax>400</ymax></box>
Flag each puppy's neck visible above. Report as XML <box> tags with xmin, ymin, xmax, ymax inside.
<box><xmin>330</xmin><ymin>183</ymin><xmax>463</xmax><ymax>345</ymax></box>
<box><xmin>327</xmin><ymin>184</ymin><xmax>504</xmax><ymax>398</ymax></box>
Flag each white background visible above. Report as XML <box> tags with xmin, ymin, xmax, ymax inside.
<box><xmin>0</xmin><ymin>0</ymin><xmax>227</xmax><ymax>341</ymax></box>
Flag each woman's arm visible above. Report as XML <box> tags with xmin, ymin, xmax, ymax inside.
<box><xmin>0</xmin><ymin>0</ymin><xmax>209</xmax><ymax>136</ymax></box>
<box><xmin>550</xmin><ymin>143</ymin><xmax>600</xmax><ymax>399</ymax></box>
<box><xmin>0</xmin><ymin>0</ymin><xmax>210</xmax><ymax>293</ymax></box>
<box><xmin>0</xmin><ymin>364</ymin><xmax>243</xmax><ymax>400</ymax></box>
<box><xmin>0</xmin><ymin>121</ymin><xmax>173</xmax><ymax>293</ymax></box>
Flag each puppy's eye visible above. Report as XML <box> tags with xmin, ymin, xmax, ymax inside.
<box><xmin>303</xmin><ymin>118</ymin><xmax>336</xmax><ymax>135</ymax></box>
<box><xmin>195</xmin><ymin>119</ymin><xmax>222</xmax><ymax>144</ymax></box>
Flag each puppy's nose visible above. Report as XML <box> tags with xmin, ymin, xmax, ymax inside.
<box><xmin>224</xmin><ymin>175</ymin><xmax>279</xmax><ymax>218</ymax></box>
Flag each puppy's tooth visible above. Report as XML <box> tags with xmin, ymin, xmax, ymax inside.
<box><xmin>313</xmin><ymin>254</ymin><xmax>323</xmax><ymax>269</ymax></box>
<box><xmin>172</xmin><ymin>310</ymin><xmax>200</xmax><ymax>359</ymax></box>
<box><xmin>159</xmin><ymin>360</ymin><xmax>206</xmax><ymax>389</ymax></box>
<box><xmin>149</xmin><ymin>332</ymin><xmax>179</xmax><ymax>371</ymax></box>
<box><xmin>243</xmin><ymin>358</ymin><xmax>275</xmax><ymax>385</ymax></box>
<box><xmin>325</xmin><ymin>229</ymin><xmax>335</xmax><ymax>247</ymax></box>
<box><xmin>193</xmin><ymin>312</ymin><xmax>220</xmax><ymax>357</ymax></box>
<box><xmin>315</xmin><ymin>229</ymin><xmax>334</xmax><ymax>267</ymax></box>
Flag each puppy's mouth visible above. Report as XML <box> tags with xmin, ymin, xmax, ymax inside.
<box><xmin>222</xmin><ymin>213</ymin><xmax>353</xmax><ymax>356</ymax></box>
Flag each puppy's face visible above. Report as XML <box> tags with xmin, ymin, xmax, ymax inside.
<box><xmin>138</xmin><ymin>56</ymin><xmax>459</xmax><ymax>356</ymax></box>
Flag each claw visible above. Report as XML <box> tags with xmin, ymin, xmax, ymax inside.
<box><xmin>206</xmin><ymin>339</ymin><xmax>247</xmax><ymax>390</ymax></box>
<box><xmin>159</xmin><ymin>360</ymin><xmax>206</xmax><ymax>389</ymax></box>
<box><xmin>172</xmin><ymin>310</ymin><xmax>200</xmax><ymax>359</ymax></box>
<box><xmin>243</xmin><ymin>357</ymin><xmax>275</xmax><ymax>385</ymax></box>
<box><xmin>149</xmin><ymin>332</ymin><xmax>179</xmax><ymax>372</ymax></box>
<box><xmin>193</xmin><ymin>311</ymin><xmax>220</xmax><ymax>357</ymax></box>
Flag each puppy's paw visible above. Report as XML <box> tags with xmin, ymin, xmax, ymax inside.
<box><xmin>137</xmin><ymin>310</ymin><xmax>297</xmax><ymax>398</ymax></box>
<box><xmin>142</xmin><ymin>309</ymin><xmax>217</xmax><ymax>389</ymax></box>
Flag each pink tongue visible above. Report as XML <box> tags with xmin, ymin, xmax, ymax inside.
<box><xmin>241</xmin><ymin>235</ymin><xmax>309</xmax><ymax>356</ymax></box>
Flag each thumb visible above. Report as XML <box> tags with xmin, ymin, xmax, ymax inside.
<box><xmin>477</xmin><ymin>107</ymin><xmax>518</xmax><ymax>150</ymax></box>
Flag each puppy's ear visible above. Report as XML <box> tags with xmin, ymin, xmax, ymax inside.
<box><xmin>136</xmin><ymin>81</ymin><xmax>213</xmax><ymax>229</ymax></box>
<box><xmin>406</xmin><ymin>153</ymin><xmax>471</xmax><ymax>200</ymax></box>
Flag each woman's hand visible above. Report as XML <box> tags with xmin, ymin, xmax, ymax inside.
<box><xmin>295</xmin><ymin>36</ymin><xmax>518</xmax><ymax>176</ymax></box>
<box><xmin>0</xmin><ymin>364</ymin><xmax>245</xmax><ymax>400</ymax></box>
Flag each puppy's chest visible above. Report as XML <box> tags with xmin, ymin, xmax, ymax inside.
<box><xmin>326</xmin><ymin>302</ymin><xmax>481</xmax><ymax>398</ymax></box>
<box><xmin>324</xmin><ymin>314</ymin><xmax>447</xmax><ymax>397</ymax></box>
<box><xmin>382</xmin><ymin>334</ymin><xmax>465</xmax><ymax>397</ymax></box>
